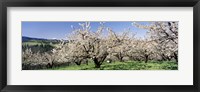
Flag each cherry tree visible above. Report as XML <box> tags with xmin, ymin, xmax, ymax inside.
<box><xmin>62</xmin><ymin>22</ymin><xmax>110</xmax><ymax>68</ymax></box>
<box><xmin>133</xmin><ymin>22</ymin><xmax>178</xmax><ymax>62</ymax></box>
<box><xmin>106</xmin><ymin>28</ymin><xmax>132</xmax><ymax>62</ymax></box>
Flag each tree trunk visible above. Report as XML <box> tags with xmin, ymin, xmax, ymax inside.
<box><xmin>92</xmin><ymin>52</ymin><xmax>108</xmax><ymax>68</ymax></box>
<box><xmin>47</xmin><ymin>62</ymin><xmax>54</xmax><ymax>68</ymax></box>
<box><xmin>93</xmin><ymin>56</ymin><xmax>101</xmax><ymax>68</ymax></box>
<box><xmin>119</xmin><ymin>57</ymin><xmax>123</xmax><ymax>62</ymax></box>
<box><xmin>95</xmin><ymin>63</ymin><xmax>101</xmax><ymax>68</ymax></box>
<box><xmin>117</xmin><ymin>53</ymin><xmax>123</xmax><ymax>62</ymax></box>
<box><xmin>174</xmin><ymin>52</ymin><xmax>178</xmax><ymax>63</ymax></box>
<box><xmin>75</xmin><ymin>62</ymin><xmax>81</xmax><ymax>65</ymax></box>
<box><xmin>145</xmin><ymin>55</ymin><xmax>148</xmax><ymax>63</ymax></box>
<box><xmin>86</xmin><ymin>60</ymin><xmax>88</xmax><ymax>65</ymax></box>
<box><xmin>161</xmin><ymin>54</ymin><xmax>167</xmax><ymax>61</ymax></box>
<box><xmin>166</xmin><ymin>56</ymin><xmax>171</xmax><ymax>61</ymax></box>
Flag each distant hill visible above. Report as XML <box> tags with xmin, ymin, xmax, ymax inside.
<box><xmin>22</xmin><ymin>36</ymin><xmax>69</xmax><ymax>43</ymax></box>
<box><xmin>22</xmin><ymin>36</ymin><xmax>48</xmax><ymax>42</ymax></box>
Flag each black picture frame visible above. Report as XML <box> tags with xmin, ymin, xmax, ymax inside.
<box><xmin>0</xmin><ymin>0</ymin><xmax>199</xmax><ymax>92</ymax></box>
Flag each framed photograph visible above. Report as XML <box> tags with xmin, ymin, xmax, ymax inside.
<box><xmin>0</xmin><ymin>0</ymin><xmax>199</xmax><ymax>92</ymax></box>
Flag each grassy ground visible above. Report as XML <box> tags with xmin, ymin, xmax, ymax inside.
<box><xmin>49</xmin><ymin>61</ymin><xmax>178</xmax><ymax>70</ymax></box>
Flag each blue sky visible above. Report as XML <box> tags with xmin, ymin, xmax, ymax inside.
<box><xmin>22</xmin><ymin>21</ymin><xmax>150</xmax><ymax>39</ymax></box>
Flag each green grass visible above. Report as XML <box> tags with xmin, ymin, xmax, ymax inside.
<box><xmin>49</xmin><ymin>61</ymin><xmax>178</xmax><ymax>70</ymax></box>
